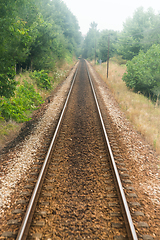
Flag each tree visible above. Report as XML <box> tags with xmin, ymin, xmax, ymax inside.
<box><xmin>0</xmin><ymin>0</ymin><xmax>82</xmax><ymax>120</ymax></box>
<box><xmin>82</xmin><ymin>22</ymin><xmax>99</xmax><ymax>60</ymax></box>
<box><xmin>0</xmin><ymin>0</ymin><xmax>39</xmax><ymax>96</ymax></box>
<box><xmin>123</xmin><ymin>44</ymin><xmax>160</xmax><ymax>100</ymax></box>
<box><xmin>98</xmin><ymin>30</ymin><xmax>118</xmax><ymax>62</ymax></box>
<box><xmin>0</xmin><ymin>0</ymin><xmax>82</xmax><ymax>87</ymax></box>
<box><xmin>118</xmin><ymin>7</ymin><xmax>160</xmax><ymax>60</ymax></box>
<box><xmin>23</xmin><ymin>0</ymin><xmax>82</xmax><ymax>70</ymax></box>
<box><xmin>0</xmin><ymin>0</ymin><xmax>18</xmax><ymax>97</ymax></box>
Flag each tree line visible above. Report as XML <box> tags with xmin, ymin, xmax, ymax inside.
<box><xmin>1</xmin><ymin>3</ymin><xmax>160</xmax><ymax>107</ymax></box>
<box><xmin>82</xmin><ymin>7</ymin><xmax>160</xmax><ymax>100</ymax></box>
<box><xmin>0</xmin><ymin>0</ymin><xmax>82</xmax><ymax>98</ymax></box>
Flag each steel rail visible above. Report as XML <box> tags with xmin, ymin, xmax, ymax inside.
<box><xmin>16</xmin><ymin>64</ymin><xmax>79</xmax><ymax>240</ymax></box>
<box><xmin>85</xmin><ymin>60</ymin><xmax>138</xmax><ymax>240</ymax></box>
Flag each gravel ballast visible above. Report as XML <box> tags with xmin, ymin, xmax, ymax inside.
<box><xmin>87</xmin><ymin>61</ymin><xmax>160</xmax><ymax>239</ymax></box>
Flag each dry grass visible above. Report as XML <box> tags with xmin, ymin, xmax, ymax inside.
<box><xmin>0</xmin><ymin>120</ymin><xmax>22</xmax><ymax>151</ymax></box>
<box><xmin>94</xmin><ymin>61</ymin><xmax>160</xmax><ymax>154</ymax></box>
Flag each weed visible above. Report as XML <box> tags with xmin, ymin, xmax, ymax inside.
<box><xmin>0</xmin><ymin>80</ymin><xmax>44</xmax><ymax>122</ymax></box>
<box><xmin>30</xmin><ymin>70</ymin><xmax>52</xmax><ymax>90</ymax></box>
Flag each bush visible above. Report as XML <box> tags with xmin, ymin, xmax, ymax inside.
<box><xmin>0</xmin><ymin>80</ymin><xmax>44</xmax><ymax>122</ymax></box>
<box><xmin>16</xmin><ymin>80</ymin><xmax>43</xmax><ymax>109</ymax></box>
<box><xmin>30</xmin><ymin>70</ymin><xmax>52</xmax><ymax>90</ymax></box>
<box><xmin>123</xmin><ymin>44</ymin><xmax>160</xmax><ymax>100</ymax></box>
<box><xmin>0</xmin><ymin>98</ymin><xmax>27</xmax><ymax>122</ymax></box>
<box><xmin>0</xmin><ymin>66</ymin><xmax>17</xmax><ymax>98</ymax></box>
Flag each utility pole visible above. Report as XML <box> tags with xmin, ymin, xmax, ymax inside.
<box><xmin>107</xmin><ymin>34</ymin><xmax>110</xmax><ymax>78</ymax></box>
<box><xmin>95</xmin><ymin>37</ymin><xmax>96</xmax><ymax>65</ymax></box>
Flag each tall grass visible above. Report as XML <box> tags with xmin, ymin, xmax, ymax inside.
<box><xmin>95</xmin><ymin>60</ymin><xmax>160</xmax><ymax>154</ymax></box>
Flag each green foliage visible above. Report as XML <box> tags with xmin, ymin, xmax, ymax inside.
<box><xmin>0</xmin><ymin>0</ymin><xmax>39</xmax><ymax>97</ymax></box>
<box><xmin>16</xmin><ymin>80</ymin><xmax>44</xmax><ymax>108</ymax></box>
<box><xmin>30</xmin><ymin>70</ymin><xmax>52</xmax><ymax>90</ymax></box>
<box><xmin>98</xmin><ymin>30</ymin><xmax>118</xmax><ymax>62</ymax></box>
<box><xmin>26</xmin><ymin>0</ymin><xmax>82</xmax><ymax>70</ymax></box>
<box><xmin>0</xmin><ymin>66</ymin><xmax>17</xmax><ymax>98</ymax></box>
<box><xmin>82</xmin><ymin>7</ymin><xmax>160</xmax><ymax>62</ymax></box>
<box><xmin>65</xmin><ymin>53</ymin><xmax>74</xmax><ymax>65</ymax></box>
<box><xmin>0</xmin><ymin>80</ymin><xmax>43</xmax><ymax>122</ymax></box>
<box><xmin>50</xmin><ymin>0</ymin><xmax>82</xmax><ymax>56</ymax></box>
<box><xmin>0</xmin><ymin>0</ymin><xmax>82</xmax><ymax>98</ymax></box>
<box><xmin>118</xmin><ymin>7</ymin><xmax>160</xmax><ymax>60</ymax></box>
<box><xmin>0</xmin><ymin>97</ymin><xmax>28</xmax><ymax>122</ymax></box>
<box><xmin>82</xmin><ymin>24</ymin><xmax>118</xmax><ymax>62</ymax></box>
<box><xmin>0</xmin><ymin>0</ymin><xmax>81</xmax><ymax>126</ymax></box>
<box><xmin>110</xmin><ymin>55</ymin><xmax>127</xmax><ymax>65</ymax></box>
<box><xmin>82</xmin><ymin>22</ymin><xmax>99</xmax><ymax>60</ymax></box>
<box><xmin>123</xmin><ymin>44</ymin><xmax>160</xmax><ymax>100</ymax></box>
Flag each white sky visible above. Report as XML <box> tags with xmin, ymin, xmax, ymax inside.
<box><xmin>62</xmin><ymin>0</ymin><xmax>160</xmax><ymax>35</ymax></box>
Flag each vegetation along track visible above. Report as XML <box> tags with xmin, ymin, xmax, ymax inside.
<box><xmin>2</xmin><ymin>59</ymin><xmax>152</xmax><ymax>240</ymax></box>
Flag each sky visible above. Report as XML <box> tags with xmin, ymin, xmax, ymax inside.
<box><xmin>62</xmin><ymin>0</ymin><xmax>160</xmax><ymax>35</ymax></box>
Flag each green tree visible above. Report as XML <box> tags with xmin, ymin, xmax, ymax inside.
<box><xmin>24</xmin><ymin>0</ymin><xmax>82</xmax><ymax>70</ymax></box>
<box><xmin>0</xmin><ymin>0</ymin><xmax>82</xmax><ymax>122</ymax></box>
<box><xmin>118</xmin><ymin>7</ymin><xmax>160</xmax><ymax>60</ymax></box>
<box><xmin>53</xmin><ymin>0</ymin><xmax>82</xmax><ymax>56</ymax></box>
<box><xmin>0</xmin><ymin>0</ymin><xmax>82</xmax><ymax>79</ymax></box>
<box><xmin>82</xmin><ymin>22</ymin><xmax>99</xmax><ymax>60</ymax></box>
<box><xmin>98</xmin><ymin>30</ymin><xmax>118</xmax><ymax>62</ymax></box>
<box><xmin>123</xmin><ymin>44</ymin><xmax>160</xmax><ymax>99</ymax></box>
<box><xmin>0</xmin><ymin>0</ymin><xmax>18</xmax><ymax>97</ymax></box>
<box><xmin>0</xmin><ymin>0</ymin><xmax>39</xmax><ymax>97</ymax></box>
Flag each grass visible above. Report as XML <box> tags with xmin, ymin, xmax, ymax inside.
<box><xmin>0</xmin><ymin>60</ymin><xmax>76</xmax><ymax>150</ymax></box>
<box><xmin>94</xmin><ymin>60</ymin><xmax>160</xmax><ymax>154</ymax></box>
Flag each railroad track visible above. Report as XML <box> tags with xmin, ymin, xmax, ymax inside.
<box><xmin>2</xmin><ymin>59</ymin><xmax>152</xmax><ymax>239</ymax></box>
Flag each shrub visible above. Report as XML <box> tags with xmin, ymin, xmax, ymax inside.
<box><xmin>16</xmin><ymin>80</ymin><xmax>43</xmax><ymax>109</ymax></box>
<box><xmin>0</xmin><ymin>66</ymin><xmax>17</xmax><ymax>98</ymax></box>
<box><xmin>0</xmin><ymin>97</ymin><xmax>27</xmax><ymax>122</ymax></box>
<box><xmin>30</xmin><ymin>70</ymin><xmax>52</xmax><ymax>90</ymax></box>
<box><xmin>123</xmin><ymin>44</ymin><xmax>160</xmax><ymax>100</ymax></box>
<box><xmin>0</xmin><ymin>80</ymin><xmax>44</xmax><ymax>122</ymax></box>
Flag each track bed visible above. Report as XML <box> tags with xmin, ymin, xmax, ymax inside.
<box><xmin>2</xmin><ymin>59</ymin><xmax>154</xmax><ymax>240</ymax></box>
